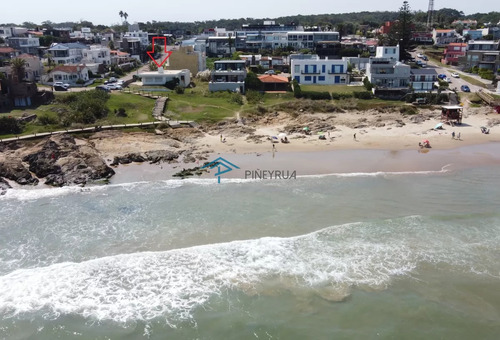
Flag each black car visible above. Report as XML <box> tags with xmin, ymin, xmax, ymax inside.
<box><xmin>53</xmin><ymin>85</ymin><xmax>68</xmax><ymax>91</ymax></box>
<box><xmin>96</xmin><ymin>85</ymin><xmax>111</xmax><ymax>92</ymax></box>
<box><xmin>461</xmin><ymin>85</ymin><xmax>471</xmax><ymax>92</ymax></box>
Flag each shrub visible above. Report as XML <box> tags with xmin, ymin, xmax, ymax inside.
<box><xmin>301</xmin><ymin>91</ymin><xmax>331</xmax><ymax>100</ymax></box>
<box><xmin>229</xmin><ymin>92</ymin><xmax>244</xmax><ymax>105</ymax></box>
<box><xmin>116</xmin><ymin>108</ymin><xmax>127</xmax><ymax>117</ymax></box>
<box><xmin>331</xmin><ymin>92</ymin><xmax>353</xmax><ymax>100</ymax></box>
<box><xmin>400</xmin><ymin>106</ymin><xmax>418</xmax><ymax>115</ymax></box>
<box><xmin>478</xmin><ymin>69</ymin><xmax>494</xmax><ymax>80</ymax></box>
<box><xmin>246</xmin><ymin>90</ymin><xmax>264</xmax><ymax>104</ymax></box>
<box><xmin>76</xmin><ymin>78</ymin><xmax>85</xmax><ymax>85</ymax></box>
<box><xmin>165</xmin><ymin>78</ymin><xmax>180</xmax><ymax>90</ymax></box>
<box><xmin>245</xmin><ymin>72</ymin><xmax>263</xmax><ymax>91</ymax></box>
<box><xmin>174</xmin><ymin>86</ymin><xmax>185</xmax><ymax>94</ymax></box>
<box><xmin>37</xmin><ymin>113</ymin><xmax>59</xmax><ymax>125</ymax></box>
<box><xmin>353</xmin><ymin>91</ymin><xmax>374</xmax><ymax>100</ymax></box>
<box><xmin>292</xmin><ymin>79</ymin><xmax>302</xmax><ymax>98</ymax></box>
<box><xmin>0</xmin><ymin>116</ymin><xmax>23</xmax><ymax>134</ymax></box>
<box><xmin>363</xmin><ymin>77</ymin><xmax>374</xmax><ymax>91</ymax></box>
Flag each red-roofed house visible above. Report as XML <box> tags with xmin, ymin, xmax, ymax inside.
<box><xmin>432</xmin><ymin>29</ymin><xmax>459</xmax><ymax>46</ymax></box>
<box><xmin>258</xmin><ymin>74</ymin><xmax>289</xmax><ymax>92</ymax></box>
<box><xmin>49</xmin><ymin>64</ymin><xmax>89</xmax><ymax>85</ymax></box>
<box><xmin>0</xmin><ymin>47</ymin><xmax>19</xmax><ymax>66</ymax></box>
<box><xmin>441</xmin><ymin>43</ymin><xmax>467</xmax><ymax>65</ymax></box>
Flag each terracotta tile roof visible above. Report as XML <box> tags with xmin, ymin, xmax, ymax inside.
<box><xmin>51</xmin><ymin>64</ymin><xmax>87</xmax><ymax>73</ymax></box>
<box><xmin>18</xmin><ymin>53</ymin><xmax>38</xmax><ymax>59</ymax></box>
<box><xmin>0</xmin><ymin>47</ymin><xmax>17</xmax><ymax>54</ymax></box>
<box><xmin>258</xmin><ymin>74</ymin><xmax>289</xmax><ymax>83</ymax></box>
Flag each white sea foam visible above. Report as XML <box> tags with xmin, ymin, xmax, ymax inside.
<box><xmin>3</xmin><ymin>214</ymin><xmax>497</xmax><ymax>324</ymax></box>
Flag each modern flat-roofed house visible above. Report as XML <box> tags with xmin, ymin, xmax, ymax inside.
<box><xmin>82</xmin><ymin>45</ymin><xmax>111</xmax><ymax>65</ymax></box>
<box><xmin>410</xmin><ymin>68</ymin><xmax>438</xmax><ymax>92</ymax></box>
<box><xmin>291</xmin><ymin>56</ymin><xmax>348</xmax><ymax>85</ymax></box>
<box><xmin>48</xmin><ymin>43</ymin><xmax>89</xmax><ymax>65</ymax></box>
<box><xmin>50</xmin><ymin>64</ymin><xmax>89</xmax><ymax>85</ymax></box>
<box><xmin>6</xmin><ymin>35</ymin><xmax>40</xmax><ymax>55</ymax></box>
<box><xmin>209</xmin><ymin>60</ymin><xmax>246</xmax><ymax>93</ymax></box>
<box><xmin>442</xmin><ymin>43</ymin><xmax>467</xmax><ymax>65</ymax></box>
<box><xmin>463</xmin><ymin>40</ymin><xmax>500</xmax><ymax>74</ymax></box>
<box><xmin>138</xmin><ymin>67</ymin><xmax>191</xmax><ymax>87</ymax></box>
<box><xmin>366</xmin><ymin>45</ymin><xmax>410</xmax><ymax>96</ymax></box>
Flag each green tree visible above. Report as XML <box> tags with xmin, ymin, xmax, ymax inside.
<box><xmin>10</xmin><ymin>58</ymin><xmax>27</xmax><ymax>82</ymax></box>
<box><xmin>0</xmin><ymin>117</ymin><xmax>23</xmax><ymax>135</ymax></box>
<box><xmin>123</xmin><ymin>12</ymin><xmax>129</xmax><ymax>23</ymax></box>
<box><xmin>244</xmin><ymin>72</ymin><xmax>262</xmax><ymax>91</ymax></box>
<box><xmin>108</xmin><ymin>40</ymin><xmax>115</xmax><ymax>50</ymax></box>
<box><xmin>119</xmin><ymin>10</ymin><xmax>124</xmax><ymax>22</ymax></box>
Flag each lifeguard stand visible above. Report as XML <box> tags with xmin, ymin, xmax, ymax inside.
<box><xmin>441</xmin><ymin>105</ymin><xmax>463</xmax><ymax>125</ymax></box>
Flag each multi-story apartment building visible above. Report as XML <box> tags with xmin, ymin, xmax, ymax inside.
<box><xmin>48</xmin><ymin>43</ymin><xmax>89</xmax><ymax>64</ymax></box>
<box><xmin>442</xmin><ymin>43</ymin><xmax>467</xmax><ymax>65</ymax></box>
<box><xmin>432</xmin><ymin>29</ymin><xmax>459</xmax><ymax>46</ymax></box>
<box><xmin>82</xmin><ymin>45</ymin><xmax>111</xmax><ymax>65</ymax></box>
<box><xmin>6</xmin><ymin>35</ymin><xmax>40</xmax><ymax>55</ymax></box>
<box><xmin>410</xmin><ymin>69</ymin><xmax>438</xmax><ymax>92</ymax></box>
<box><xmin>209</xmin><ymin>60</ymin><xmax>247</xmax><ymax>93</ymax></box>
<box><xmin>366</xmin><ymin>45</ymin><xmax>410</xmax><ymax>92</ymax></box>
<box><xmin>463</xmin><ymin>40</ymin><xmax>500</xmax><ymax>74</ymax></box>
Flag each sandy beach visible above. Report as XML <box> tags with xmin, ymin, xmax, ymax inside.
<box><xmin>86</xmin><ymin>106</ymin><xmax>500</xmax><ymax>184</ymax></box>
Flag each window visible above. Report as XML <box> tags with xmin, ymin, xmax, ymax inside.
<box><xmin>322</xmin><ymin>65</ymin><xmax>326</xmax><ymax>73</ymax></box>
<box><xmin>304</xmin><ymin>76</ymin><xmax>311</xmax><ymax>81</ymax></box>
<box><xmin>294</xmin><ymin>65</ymin><xmax>300</xmax><ymax>73</ymax></box>
<box><xmin>318</xmin><ymin>76</ymin><xmax>325</xmax><ymax>81</ymax></box>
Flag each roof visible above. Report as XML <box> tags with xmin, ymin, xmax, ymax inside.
<box><xmin>214</xmin><ymin>60</ymin><xmax>246</xmax><ymax>64</ymax></box>
<box><xmin>448</xmin><ymin>43</ymin><xmax>467</xmax><ymax>47</ymax></box>
<box><xmin>48</xmin><ymin>43</ymin><xmax>88</xmax><ymax>50</ymax></box>
<box><xmin>258</xmin><ymin>74</ymin><xmax>289</xmax><ymax>83</ymax></box>
<box><xmin>51</xmin><ymin>65</ymin><xmax>87</xmax><ymax>73</ymax></box>
<box><xmin>442</xmin><ymin>105</ymin><xmax>463</xmax><ymax>110</ymax></box>
<box><xmin>17</xmin><ymin>53</ymin><xmax>38</xmax><ymax>59</ymax></box>
<box><xmin>411</xmin><ymin>69</ymin><xmax>438</xmax><ymax>75</ymax></box>
<box><xmin>435</xmin><ymin>29</ymin><xmax>454</xmax><ymax>32</ymax></box>
<box><xmin>0</xmin><ymin>47</ymin><xmax>17</xmax><ymax>54</ymax></box>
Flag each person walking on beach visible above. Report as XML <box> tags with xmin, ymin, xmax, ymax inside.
<box><xmin>452</xmin><ymin>131</ymin><xmax>455</xmax><ymax>139</ymax></box>
<box><xmin>457</xmin><ymin>132</ymin><xmax>461</xmax><ymax>140</ymax></box>
<box><xmin>353</xmin><ymin>133</ymin><xmax>357</xmax><ymax>140</ymax></box>
<box><xmin>220</xmin><ymin>134</ymin><xmax>223</xmax><ymax>142</ymax></box>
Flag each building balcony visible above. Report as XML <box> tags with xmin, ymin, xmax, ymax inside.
<box><xmin>301</xmin><ymin>71</ymin><xmax>321</xmax><ymax>75</ymax></box>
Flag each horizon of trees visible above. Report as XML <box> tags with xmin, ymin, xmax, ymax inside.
<box><xmin>1</xmin><ymin>9</ymin><xmax>499</xmax><ymax>36</ymax></box>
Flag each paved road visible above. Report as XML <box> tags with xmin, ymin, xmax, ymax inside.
<box><xmin>411</xmin><ymin>49</ymin><xmax>489</xmax><ymax>94</ymax></box>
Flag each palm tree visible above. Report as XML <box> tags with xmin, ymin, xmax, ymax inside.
<box><xmin>119</xmin><ymin>10</ymin><xmax>124</xmax><ymax>23</ymax></box>
<box><xmin>123</xmin><ymin>12</ymin><xmax>129</xmax><ymax>22</ymax></box>
<box><xmin>10</xmin><ymin>58</ymin><xmax>27</xmax><ymax>83</ymax></box>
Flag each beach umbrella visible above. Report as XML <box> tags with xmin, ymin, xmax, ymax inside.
<box><xmin>278</xmin><ymin>133</ymin><xmax>287</xmax><ymax>139</ymax></box>
<box><xmin>317</xmin><ymin>131</ymin><xmax>325</xmax><ymax>135</ymax></box>
<box><xmin>422</xmin><ymin>140</ymin><xmax>429</xmax><ymax>144</ymax></box>
<box><xmin>303</xmin><ymin>127</ymin><xmax>310</xmax><ymax>131</ymax></box>
<box><xmin>434</xmin><ymin>123</ymin><xmax>443</xmax><ymax>129</ymax></box>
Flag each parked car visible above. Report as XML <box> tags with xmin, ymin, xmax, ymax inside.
<box><xmin>264</xmin><ymin>70</ymin><xmax>275</xmax><ymax>75</ymax></box>
<box><xmin>53</xmin><ymin>81</ymin><xmax>70</xmax><ymax>89</ymax></box>
<box><xmin>53</xmin><ymin>85</ymin><xmax>68</xmax><ymax>91</ymax></box>
<box><xmin>107</xmin><ymin>84</ymin><xmax>122</xmax><ymax>90</ymax></box>
<box><xmin>96</xmin><ymin>85</ymin><xmax>111</xmax><ymax>92</ymax></box>
<box><xmin>417</xmin><ymin>53</ymin><xmax>424</xmax><ymax>58</ymax></box>
<box><xmin>451</xmin><ymin>72</ymin><xmax>460</xmax><ymax>78</ymax></box>
<box><xmin>422</xmin><ymin>56</ymin><xmax>428</xmax><ymax>61</ymax></box>
<box><xmin>108</xmin><ymin>77</ymin><xmax>117</xmax><ymax>83</ymax></box>
<box><xmin>438</xmin><ymin>74</ymin><xmax>447</xmax><ymax>80</ymax></box>
<box><xmin>461</xmin><ymin>85</ymin><xmax>471</xmax><ymax>92</ymax></box>
<box><xmin>444</xmin><ymin>77</ymin><xmax>452</xmax><ymax>83</ymax></box>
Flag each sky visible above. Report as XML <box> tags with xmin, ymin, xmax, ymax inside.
<box><xmin>1</xmin><ymin>0</ymin><xmax>498</xmax><ymax>25</ymax></box>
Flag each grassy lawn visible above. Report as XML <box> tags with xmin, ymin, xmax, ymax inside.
<box><xmin>301</xmin><ymin>84</ymin><xmax>365</xmax><ymax>93</ymax></box>
<box><xmin>0</xmin><ymin>93</ymin><xmax>156</xmax><ymax>138</ymax></box>
<box><xmin>166</xmin><ymin>91</ymin><xmax>241</xmax><ymax>122</ymax></box>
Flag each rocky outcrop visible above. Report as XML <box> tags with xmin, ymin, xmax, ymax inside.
<box><xmin>1</xmin><ymin>134</ymin><xmax>115</xmax><ymax>187</ymax></box>
<box><xmin>0</xmin><ymin>177</ymin><xmax>11</xmax><ymax>195</ymax></box>
<box><xmin>0</xmin><ymin>159</ymin><xmax>39</xmax><ymax>185</ymax></box>
<box><xmin>110</xmin><ymin>150</ymin><xmax>181</xmax><ymax>166</ymax></box>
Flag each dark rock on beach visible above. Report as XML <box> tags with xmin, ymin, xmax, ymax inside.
<box><xmin>1</xmin><ymin>134</ymin><xmax>114</xmax><ymax>187</ymax></box>
<box><xmin>0</xmin><ymin>177</ymin><xmax>11</xmax><ymax>195</ymax></box>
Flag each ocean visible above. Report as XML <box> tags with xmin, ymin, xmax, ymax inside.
<box><xmin>1</xmin><ymin>152</ymin><xmax>500</xmax><ymax>339</ymax></box>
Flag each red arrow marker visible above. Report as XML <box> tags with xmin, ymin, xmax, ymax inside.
<box><xmin>147</xmin><ymin>37</ymin><xmax>172</xmax><ymax>68</ymax></box>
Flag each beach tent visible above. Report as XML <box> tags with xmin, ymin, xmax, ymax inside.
<box><xmin>278</xmin><ymin>133</ymin><xmax>287</xmax><ymax>139</ymax></box>
<box><xmin>434</xmin><ymin>123</ymin><xmax>444</xmax><ymax>130</ymax></box>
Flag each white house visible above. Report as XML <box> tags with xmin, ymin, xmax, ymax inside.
<box><xmin>432</xmin><ymin>29</ymin><xmax>459</xmax><ymax>47</ymax></box>
<box><xmin>50</xmin><ymin>64</ymin><xmax>89</xmax><ymax>85</ymax></box>
<box><xmin>82</xmin><ymin>45</ymin><xmax>111</xmax><ymax>65</ymax></box>
<box><xmin>18</xmin><ymin>54</ymin><xmax>43</xmax><ymax>82</ymax></box>
<box><xmin>123</xmin><ymin>30</ymin><xmax>149</xmax><ymax>47</ymax></box>
<box><xmin>410</xmin><ymin>69</ymin><xmax>438</xmax><ymax>92</ymax></box>
<box><xmin>139</xmin><ymin>67</ymin><xmax>190</xmax><ymax>87</ymax></box>
<box><xmin>48</xmin><ymin>43</ymin><xmax>89</xmax><ymax>64</ymax></box>
<box><xmin>366</xmin><ymin>45</ymin><xmax>411</xmax><ymax>91</ymax></box>
<box><xmin>291</xmin><ymin>56</ymin><xmax>348</xmax><ymax>85</ymax></box>
<box><xmin>209</xmin><ymin>60</ymin><xmax>247</xmax><ymax>93</ymax></box>
<box><xmin>70</xmin><ymin>27</ymin><xmax>95</xmax><ymax>41</ymax></box>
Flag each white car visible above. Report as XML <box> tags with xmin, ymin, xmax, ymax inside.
<box><xmin>445</xmin><ymin>77</ymin><xmax>452</xmax><ymax>83</ymax></box>
<box><xmin>53</xmin><ymin>81</ymin><xmax>70</xmax><ymax>89</ymax></box>
<box><xmin>417</xmin><ymin>53</ymin><xmax>424</xmax><ymax>58</ymax></box>
<box><xmin>107</xmin><ymin>84</ymin><xmax>122</xmax><ymax>90</ymax></box>
<box><xmin>451</xmin><ymin>72</ymin><xmax>460</xmax><ymax>78</ymax></box>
